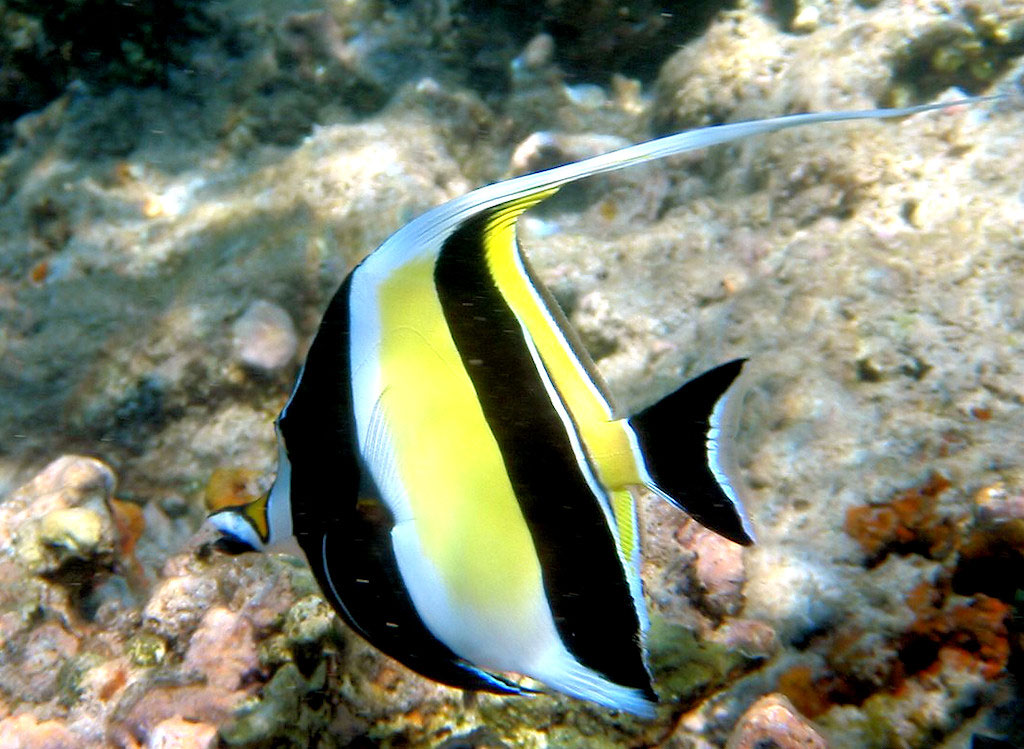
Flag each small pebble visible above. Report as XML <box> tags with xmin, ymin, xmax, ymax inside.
<box><xmin>974</xmin><ymin>482</ymin><xmax>1024</xmax><ymax>523</ymax></box>
<box><xmin>791</xmin><ymin>4</ymin><xmax>820</xmax><ymax>32</ymax></box>
<box><xmin>517</xmin><ymin>33</ymin><xmax>554</xmax><ymax>71</ymax></box>
<box><xmin>710</xmin><ymin>619</ymin><xmax>779</xmax><ymax>659</ymax></box>
<box><xmin>146</xmin><ymin>716</ymin><xmax>218</xmax><ymax>749</ymax></box>
<box><xmin>231</xmin><ymin>300</ymin><xmax>298</xmax><ymax>373</ymax></box>
<box><xmin>726</xmin><ymin>693</ymin><xmax>828</xmax><ymax>749</ymax></box>
<box><xmin>127</xmin><ymin>632</ymin><xmax>168</xmax><ymax>667</ymax></box>
<box><xmin>563</xmin><ymin>83</ymin><xmax>607</xmax><ymax>109</ymax></box>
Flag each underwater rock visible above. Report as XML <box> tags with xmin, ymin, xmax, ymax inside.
<box><xmin>1</xmin><ymin>455</ymin><xmax>122</xmax><ymax>581</ymax></box>
<box><xmin>219</xmin><ymin>661</ymin><xmax>328</xmax><ymax>747</ymax></box>
<box><xmin>676</xmin><ymin>520</ymin><xmax>747</xmax><ymax>621</ymax></box>
<box><xmin>142</xmin><ymin>574</ymin><xmax>220</xmax><ymax>645</ymax></box>
<box><xmin>654</xmin><ymin>12</ymin><xmax>791</xmax><ymax>131</ymax></box>
<box><xmin>513</xmin><ymin>33</ymin><xmax>555</xmax><ymax>74</ymax></box>
<box><xmin>36</xmin><ymin>507</ymin><xmax>108</xmax><ymax>565</ymax></box>
<box><xmin>0</xmin><ymin>0</ymin><xmax>214</xmax><ymax>146</ymax></box>
<box><xmin>114</xmin><ymin>683</ymin><xmax>247</xmax><ymax>746</ymax></box>
<box><xmin>0</xmin><ymin>456</ymin><xmax>115</xmax><ymax>551</ymax></box>
<box><xmin>726</xmin><ymin>693</ymin><xmax>828</xmax><ymax>749</ymax></box>
<box><xmin>182</xmin><ymin>606</ymin><xmax>260</xmax><ymax>691</ymax></box>
<box><xmin>231</xmin><ymin>299</ymin><xmax>299</xmax><ymax>374</ymax></box>
<box><xmin>972</xmin><ymin>481</ymin><xmax>1024</xmax><ymax>524</ymax></box>
<box><xmin>0</xmin><ymin>714</ymin><xmax>77</xmax><ymax>749</ymax></box>
<box><xmin>844</xmin><ymin>473</ymin><xmax>956</xmax><ymax>567</ymax></box>
<box><xmin>8</xmin><ymin>620</ymin><xmax>81</xmax><ymax>703</ymax></box>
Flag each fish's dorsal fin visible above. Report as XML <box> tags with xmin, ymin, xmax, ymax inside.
<box><xmin>388</xmin><ymin>95</ymin><xmax>1003</xmax><ymax>262</ymax></box>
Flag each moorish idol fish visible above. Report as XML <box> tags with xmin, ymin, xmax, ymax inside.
<box><xmin>209</xmin><ymin>96</ymin><xmax>995</xmax><ymax>717</ymax></box>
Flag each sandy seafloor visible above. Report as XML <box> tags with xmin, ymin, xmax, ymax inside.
<box><xmin>1</xmin><ymin>0</ymin><xmax>1023</xmax><ymax>746</ymax></box>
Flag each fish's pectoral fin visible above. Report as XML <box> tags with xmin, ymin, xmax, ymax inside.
<box><xmin>364</xmin><ymin>386</ymin><xmax>407</xmax><ymax>511</ymax></box>
<box><xmin>629</xmin><ymin>358</ymin><xmax>755</xmax><ymax>545</ymax></box>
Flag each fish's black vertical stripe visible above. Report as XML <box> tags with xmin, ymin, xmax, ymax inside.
<box><xmin>278</xmin><ymin>274</ymin><xmax>362</xmax><ymax>547</ymax></box>
<box><xmin>279</xmin><ymin>271</ymin><xmax>519</xmax><ymax>694</ymax></box>
<box><xmin>435</xmin><ymin>213</ymin><xmax>654</xmax><ymax>698</ymax></box>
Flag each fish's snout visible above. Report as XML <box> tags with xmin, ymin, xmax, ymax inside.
<box><xmin>207</xmin><ymin>507</ymin><xmax>266</xmax><ymax>554</ymax></box>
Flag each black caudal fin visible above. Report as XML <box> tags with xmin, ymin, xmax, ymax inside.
<box><xmin>628</xmin><ymin>359</ymin><xmax>755</xmax><ymax>545</ymax></box>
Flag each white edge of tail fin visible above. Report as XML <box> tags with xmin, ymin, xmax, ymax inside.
<box><xmin>707</xmin><ymin>380</ymin><xmax>757</xmax><ymax>544</ymax></box>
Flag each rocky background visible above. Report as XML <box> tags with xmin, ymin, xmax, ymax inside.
<box><xmin>1</xmin><ymin>0</ymin><xmax>1023</xmax><ymax>746</ymax></box>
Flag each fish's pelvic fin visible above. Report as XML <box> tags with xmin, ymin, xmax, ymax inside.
<box><xmin>459</xmin><ymin>663</ymin><xmax>539</xmax><ymax>696</ymax></box>
<box><xmin>629</xmin><ymin>359</ymin><xmax>755</xmax><ymax>545</ymax></box>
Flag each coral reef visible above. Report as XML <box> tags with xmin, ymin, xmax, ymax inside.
<box><xmin>0</xmin><ymin>0</ymin><xmax>1022</xmax><ymax>746</ymax></box>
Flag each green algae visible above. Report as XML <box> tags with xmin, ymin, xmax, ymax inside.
<box><xmin>647</xmin><ymin>615</ymin><xmax>746</xmax><ymax>703</ymax></box>
<box><xmin>56</xmin><ymin>653</ymin><xmax>103</xmax><ymax>707</ymax></box>
<box><xmin>887</xmin><ymin>15</ymin><xmax>1024</xmax><ymax>104</ymax></box>
<box><xmin>126</xmin><ymin>631</ymin><xmax>167</xmax><ymax>667</ymax></box>
<box><xmin>220</xmin><ymin>661</ymin><xmax>329</xmax><ymax>748</ymax></box>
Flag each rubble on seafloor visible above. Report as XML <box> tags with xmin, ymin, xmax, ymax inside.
<box><xmin>1</xmin><ymin>0</ymin><xmax>1023</xmax><ymax>746</ymax></box>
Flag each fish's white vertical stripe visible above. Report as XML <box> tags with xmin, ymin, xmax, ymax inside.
<box><xmin>348</xmin><ymin>263</ymin><xmax>384</xmax><ymax>458</ymax></box>
<box><xmin>518</xmin><ymin>329</ymin><xmax>612</xmax><ymax>525</ymax></box>
<box><xmin>265</xmin><ymin>434</ymin><xmax>294</xmax><ymax>543</ymax></box>
<box><xmin>512</xmin><ymin>307</ymin><xmax>650</xmax><ymax>636</ymax></box>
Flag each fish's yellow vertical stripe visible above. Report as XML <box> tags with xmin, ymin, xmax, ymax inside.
<box><xmin>481</xmin><ymin>195</ymin><xmax>641</xmax><ymax>491</ymax></box>
<box><xmin>375</xmin><ymin>257</ymin><xmax>543</xmax><ymax>619</ymax></box>
<box><xmin>611</xmin><ymin>488</ymin><xmax>638</xmax><ymax>560</ymax></box>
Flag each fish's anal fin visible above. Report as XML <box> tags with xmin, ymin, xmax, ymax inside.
<box><xmin>629</xmin><ymin>359</ymin><xmax>755</xmax><ymax>546</ymax></box>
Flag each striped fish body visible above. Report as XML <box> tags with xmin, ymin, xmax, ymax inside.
<box><xmin>209</xmin><ymin>96</ymin><xmax>994</xmax><ymax>717</ymax></box>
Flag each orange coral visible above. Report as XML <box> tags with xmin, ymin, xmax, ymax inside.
<box><xmin>844</xmin><ymin>473</ymin><xmax>956</xmax><ymax>565</ymax></box>
<box><xmin>110</xmin><ymin>497</ymin><xmax>148</xmax><ymax>590</ymax></box>
<box><xmin>776</xmin><ymin>665</ymin><xmax>832</xmax><ymax>719</ymax></box>
<box><xmin>904</xmin><ymin>593</ymin><xmax>1010</xmax><ymax>682</ymax></box>
<box><xmin>110</xmin><ymin>498</ymin><xmax>145</xmax><ymax>558</ymax></box>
